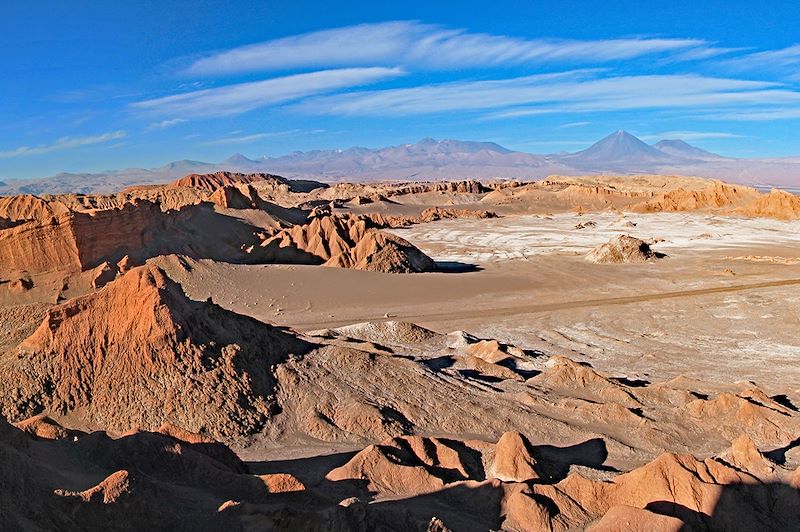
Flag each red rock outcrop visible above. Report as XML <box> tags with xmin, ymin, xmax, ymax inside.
<box><xmin>13</xmin><ymin>414</ymin><xmax>71</xmax><ymax>440</ymax></box>
<box><xmin>3</xmin><ymin>411</ymin><xmax>795</xmax><ymax>531</ymax></box>
<box><xmin>0</xmin><ymin>311</ymin><xmax>798</xmax><ymax>531</ymax></box>
<box><xmin>488</xmin><ymin>431</ymin><xmax>540</xmax><ymax>482</ymax></box>
<box><xmin>326</xmin><ymin>438</ymin><xmax>451</xmax><ymax>496</ymax></box>
<box><xmin>0</xmin><ymin>212</ymin><xmax>83</xmax><ymax>275</ymax></box>
<box><xmin>207</xmin><ymin>184</ymin><xmax>262</xmax><ymax>209</ymax></box>
<box><xmin>322</xmin><ymin>431</ymin><xmax>799</xmax><ymax>530</ymax></box>
<box><xmin>167</xmin><ymin>171</ymin><xmax>286</xmax><ymax>192</ymax></box>
<box><xmin>377</xmin><ymin>179</ymin><xmax>489</xmax><ymax>197</ymax></box>
<box><xmin>2</xmin><ymin>265</ymin><xmax>313</xmax><ymax>440</ymax></box>
<box><xmin>259</xmin><ymin>473</ymin><xmax>306</xmax><ymax>493</ymax></box>
<box><xmin>260</xmin><ymin>215</ymin><xmax>436</xmax><ymax>272</ymax></box>
<box><xmin>520</xmin><ymin>451</ymin><xmax>795</xmax><ymax>530</ymax></box>
<box><xmin>735</xmin><ymin>189</ymin><xmax>800</xmax><ymax>219</ymax></box>
<box><xmin>327</xmin><ymin>431</ymin><xmax>541</xmax><ymax>496</ymax></box>
<box><xmin>0</xmin><ymin>199</ymin><xmax>270</xmax><ymax>278</ymax></box>
<box><xmin>56</xmin><ymin>470</ymin><xmax>135</xmax><ymax>504</ymax></box>
<box><xmin>632</xmin><ymin>181</ymin><xmax>760</xmax><ymax>213</ymax></box>
<box><xmin>0</xmin><ymin>194</ymin><xmax>70</xmax><ymax>222</ymax></box>
<box><xmin>586</xmin><ymin>505</ymin><xmax>685</xmax><ymax>531</ymax></box>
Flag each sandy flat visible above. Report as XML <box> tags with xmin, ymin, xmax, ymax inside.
<box><xmin>154</xmin><ymin>210</ymin><xmax>800</xmax><ymax>398</ymax></box>
<box><xmin>388</xmin><ymin>211</ymin><xmax>800</xmax><ymax>262</ymax></box>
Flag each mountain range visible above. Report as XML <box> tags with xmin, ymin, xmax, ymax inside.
<box><xmin>2</xmin><ymin>131</ymin><xmax>799</xmax><ymax>195</ymax></box>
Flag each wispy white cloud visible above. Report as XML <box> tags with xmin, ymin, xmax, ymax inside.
<box><xmin>720</xmin><ymin>44</ymin><xmax>800</xmax><ymax>76</ymax></box>
<box><xmin>201</xmin><ymin>133</ymin><xmax>273</xmax><ymax>145</ymax></box>
<box><xmin>0</xmin><ymin>130</ymin><xmax>127</xmax><ymax>159</ymax></box>
<box><xmin>295</xmin><ymin>72</ymin><xmax>796</xmax><ymax>118</ymax></box>
<box><xmin>200</xmin><ymin>129</ymin><xmax>305</xmax><ymax>145</ymax></box>
<box><xmin>133</xmin><ymin>67</ymin><xmax>404</xmax><ymax>117</ymax></box>
<box><xmin>185</xmin><ymin>21</ymin><xmax>715</xmax><ymax>75</ymax></box>
<box><xmin>639</xmin><ymin>130</ymin><xmax>744</xmax><ymax>141</ymax></box>
<box><xmin>698</xmin><ymin>107</ymin><xmax>800</xmax><ymax>121</ymax></box>
<box><xmin>559</xmin><ymin>121</ymin><xmax>591</xmax><ymax>128</ymax></box>
<box><xmin>662</xmin><ymin>46</ymin><xmax>748</xmax><ymax>63</ymax></box>
<box><xmin>146</xmin><ymin>118</ymin><xmax>188</xmax><ymax>131</ymax></box>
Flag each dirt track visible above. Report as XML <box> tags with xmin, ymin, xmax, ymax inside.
<box><xmin>296</xmin><ymin>277</ymin><xmax>800</xmax><ymax>330</ymax></box>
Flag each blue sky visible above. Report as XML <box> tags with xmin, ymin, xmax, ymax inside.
<box><xmin>2</xmin><ymin>0</ymin><xmax>800</xmax><ymax>179</ymax></box>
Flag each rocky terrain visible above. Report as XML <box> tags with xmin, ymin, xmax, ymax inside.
<box><xmin>260</xmin><ymin>215</ymin><xmax>437</xmax><ymax>272</ymax></box>
<box><xmin>1</xmin><ymin>170</ymin><xmax>799</xmax><ymax>530</ymax></box>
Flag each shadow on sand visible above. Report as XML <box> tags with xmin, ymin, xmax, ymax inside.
<box><xmin>645</xmin><ymin>480</ymin><xmax>800</xmax><ymax>531</ymax></box>
<box><xmin>434</xmin><ymin>261</ymin><xmax>483</xmax><ymax>273</ymax></box>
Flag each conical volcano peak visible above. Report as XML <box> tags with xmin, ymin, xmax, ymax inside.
<box><xmin>564</xmin><ymin>130</ymin><xmax>672</xmax><ymax>166</ymax></box>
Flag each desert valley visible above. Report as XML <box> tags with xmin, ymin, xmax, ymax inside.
<box><xmin>1</xmin><ymin>161</ymin><xmax>800</xmax><ymax>530</ymax></box>
<box><xmin>6</xmin><ymin>3</ymin><xmax>800</xmax><ymax>529</ymax></box>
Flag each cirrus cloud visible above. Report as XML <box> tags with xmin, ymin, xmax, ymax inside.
<box><xmin>293</xmin><ymin>71</ymin><xmax>795</xmax><ymax>118</ymax></box>
<box><xmin>0</xmin><ymin>130</ymin><xmax>127</xmax><ymax>159</ymax></box>
<box><xmin>185</xmin><ymin>21</ymin><xmax>717</xmax><ymax>76</ymax></box>
<box><xmin>133</xmin><ymin>67</ymin><xmax>404</xmax><ymax>118</ymax></box>
<box><xmin>720</xmin><ymin>44</ymin><xmax>800</xmax><ymax>78</ymax></box>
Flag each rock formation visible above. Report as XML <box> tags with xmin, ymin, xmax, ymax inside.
<box><xmin>0</xmin><ymin>197</ymin><xmax>279</xmax><ymax>280</ymax></box>
<box><xmin>208</xmin><ymin>184</ymin><xmax>262</xmax><ymax>209</ymax></box>
<box><xmin>1</xmin><ymin>307</ymin><xmax>799</xmax><ymax>529</ymax></box>
<box><xmin>358</xmin><ymin>207</ymin><xmax>499</xmax><ymax>229</ymax></box>
<box><xmin>322</xmin><ymin>430</ymin><xmax>800</xmax><ymax>531</ymax></box>
<box><xmin>735</xmin><ymin>189</ymin><xmax>800</xmax><ymax>220</ymax></box>
<box><xmin>0</xmin><ymin>194</ymin><xmax>71</xmax><ymax>222</ymax></box>
<box><xmin>167</xmin><ymin>171</ymin><xmax>287</xmax><ymax>192</ymax></box>
<box><xmin>1</xmin><ymin>265</ymin><xmax>313</xmax><ymax>440</ymax></box>
<box><xmin>260</xmin><ymin>215</ymin><xmax>437</xmax><ymax>273</ymax></box>
<box><xmin>0</xmin><ymin>415</ymin><xmax>275</xmax><ymax>531</ymax></box>
<box><xmin>632</xmin><ymin>181</ymin><xmax>760</xmax><ymax>213</ymax></box>
<box><xmin>586</xmin><ymin>235</ymin><xmax>664</xmax><ymax>264</ymax></box>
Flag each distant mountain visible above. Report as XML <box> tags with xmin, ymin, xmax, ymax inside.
<box><xmin>2</xmin><ymin>133</ymin><xmax>799</xmax><ymax>195</ymax></box>
<box><xmin>410</xmin><ymin>138</ymin><xmax>513</xmax><ymax>154</ymax></box>
<box><xmin>221</xmin><ymin>153</ymin><xmax>262</xmax><ymax>169</ymax></box>
<box><xmin>558</xmin><ymin>130</ymin><xmax>674</xmax><ymax>168</ymax></box>
<box><xmin>0</xmin><ymin>139</ymin><xmax>562</xmax><ymax>194</ymax></box>
<box><xmin>153</xmin><ymin>159</ymin><xmax>217</xmax><ymax>174</ymax></box>
<box><xmin>652</xmin><ymin>139</ymin><xmax>724</xmax><ymax>160</ymax></box>
<box><xmin>259</xmin><ymin>138</ymin><xmax>553</xmax><ymax>180</ymax></box>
